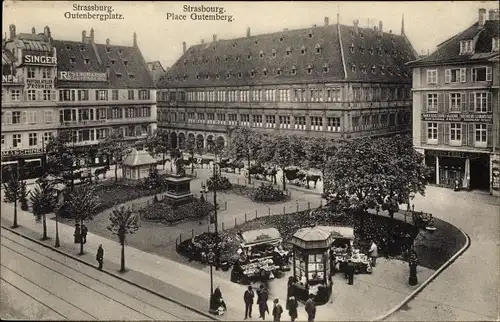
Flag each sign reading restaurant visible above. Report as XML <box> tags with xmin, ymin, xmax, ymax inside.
<box><xmin>1</xmin><ymin>148</ymin><xmax>43</xmax><ymax>157</ymax></box>
<box><xmin>23</xmin><ymin>54</ymin><xmax>57</xmax><ymax>65</ymax></box>
<box><xmin>58</xmin><ymin>71</ymin><xmax>107</xmax><ymax>82</ymax></box>
<box><xmin>421</xmin><ymin>113</ymin><xmax>493</xmax><ymax>123</ymax></box>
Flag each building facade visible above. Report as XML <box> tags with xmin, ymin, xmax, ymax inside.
<box><xmin>408</xmin><ymin>8</ymin><xmax>499</xmax><ymax>195</ymax></box>
<box><xmin>2</xmin><ymin>26</ymin><xmax>58</xmax><ymax>178</ymax></box>
<box><xmin>1</xmin><ymin>25</ymin><xmax>156</xmax><ymax>178</ymax></box>
<box><xmin>156</xmin><ymin>16</ymin><xmax>417</xmax><ymax>152</ymax></box>
<box><xmin>147</xmin><ymin>60</ymin><xmax>167</xmax><ymax>86</ymax></box>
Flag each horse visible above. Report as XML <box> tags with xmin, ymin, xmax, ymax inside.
<box><xmin>304</xmin><ymin>174</ymin><xmax>322</xmax><ymax>189</ymax></box>
<box><xmin>94</xmin><ymin>166</ymin><xmax>110</xmax><ymax>180</ymax></box>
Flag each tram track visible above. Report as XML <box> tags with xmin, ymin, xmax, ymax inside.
<box><xmin>1</xmin><ymin>232</ymin><xmax>205</xmax><ymax>321</ymax></box>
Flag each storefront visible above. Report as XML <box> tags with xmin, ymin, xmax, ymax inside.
<box><xmin>425</xmin><ymin>149</ymin><xmax>491</xmax><ymax>191</ymax></box>
<box><xmin>1</xmin><ymin>148</ymin><xmax>46</xmax><ymax>181</ymax></box>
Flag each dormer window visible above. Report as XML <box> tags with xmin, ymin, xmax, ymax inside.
<box><xmin>116</xmin><ymin>73</ymin><xmax>122</xmax><ymax>78</ymax></box>
<box><xmin>205</xmin><ymin>59</ymin><xmax>209</xmax><ymax>63</ymax></box>
<box><xmin>308</xmin><ymin>32</ymin><xmax>313</xmax><ymax>38</ymax></box>
<box><xmin>260</xmin><ymin>50</ymin><xmax>264</xmax><ymax>58</ymax></box>
<box><xmin>255</xmin><ymin>40</ymin><xmax>258</xmax><ymax>44</ymax></box>
<box><xmin>263</xmin><ymin>68</ymin><xmax>268</xmax><ymax>76</ymax></box>
<box><xmin>225</xmin><ymin>57</ymin><xmax>229</xmax><ymax>61</ymax></box>
<box><xmin>175</xmin><ymin>76</ymin><xmax>180</xmax><ymax>81</ymax></box>
<box><xmin>110</xmin><ymin>59</ymin><xmax>116</xmax><ymax>65</ymax></box>
<box><xmin>65</xmin><ymin>45</ymin><xmax>72</xmax><ymax>50</ymax></box>
<box><xmin>272</xmin><ymin>49</ymin><xmax>276</xmax><ymax>57</ymax></box>
<box><xmin>205</xmin><ymin>75</ymin><xmax>209</xmax><ymax>80</ymax></box>
<box><xmin>492</xmin><ymin>38</ymin><xmax>499</xmax><ymax>51</ymax></box>
<box><xmin>280</xmin><ymin>37</ymin><xmax>284</xmax><ymax>42</ymax></box>
<box><xmin>291</xmin><ymin>66</ymin><xmax>297</xmax><ymax>75</ymax></box>
<box><xmin>368</xmin><ymin>48</ymin><xmax>374</xmax><ymax>55</ymax></box>
<box><xmin>84</xmin><ymin>58</ymin><xmax>90</xmax><ymax>64</ymax></box>
<box><xmin>238</xmin><ymin>72</ymin><xmax>243</xmax><ymax>78</ymax></box>
<box><xmin>315</xmin><ymin>44</ymin><xmax>322</xmax><ymax>54</ymax></box>
<box><xmin>232</xmin><ymin>43</ymin><xmax>236</xmax><ymax>47</ymax></box>
<box><xmin>251</xmin><ymin>70</ymin><xmax>256</xmax><ymax>77</ymax></box>
<box><xmin>391</xmin><ymin>37</ymin><xmax>395</xmax><ymax>44</ymax></box>
<box><xmin>248</xmin><ymin>54</ymin><xmax>252</xmax><ymax>60</ymax></box>
<box><xmin>371</xmin><ymin>65</ymin><xmax>377</xmax><ymax>74</ymax></box>
<box><xmin>350</xmin><ymin>30</ymin><xmax>354</xmax><ymax>36</ymax></box>
<box><xmin>360</xmin><ymin>47</ymin><xmax>365</xmax><ymax>54</ymax></box>
<box><xmin>307</xmin><ymin>65</ymin><xmax>313</xmax><ymax>74</ymax></box>
<box><xmin>360</xmin><ymin>32</ymin><xmax>364</xmax><ymax>39</ymax></box>
<box><xmin>123</xmin><ymin>60</ymin><xmax>128</xmax><ymax>66</ymax></box>
<box><xmin>80</xmin><ymin>46</ymin><xmax>86</xmax><ymax>52</ymax></box>
<box><xmin>349</xmin><ymin>44</ymin><xmax>355</xmax><ymax>53</ymax></box>
<box><xmin>196</xmin><ymin>74</ymin><xmax>200</xmax><ymax>79</ymax></box>
<box><xmin>323</xmin><ymin>64</ymin><xmax>329</xmax><ymax>73</ymax></box>
<box><xmin>176</xmin><ymin>62</ymin><xmax>180</xmax><ymax>67</ymax></box>
<box><xmin>388</xmin><ymin>69</ymin><xmax>394</xmax><ymax>76</ymax></box>
<box><xmin>70</xmin><ymin>57</ymin><xmax>76</xmax><ymax>64</ymax></box>
<box><xmin>460</xmin><ymin>40</ymin><xmax>474</xmax><ymax>54</ymax></box>
<box><xmin>192</xmin><ymin>60</ymin><xmax>196</xmax><ymax>65</ymax></box>
<box><xmin>128</xmin><ymin>74</ymin><xmax>134</xmax><ymax>79</ymax></box>
<box><xmin>286</xmin><ymin>47</ymin><xmax>291</xmax><ymax>55</ymax></box>
<box><xmin>118</xmin><ymin>49</ymin><xmax>123</xmax><ymax>54</ymax></box>
<box><xmin>215</xmin><ymin>57</ymin><xmax>220</xmax><ymax>63</ymax></box>
<box><xmin>184</xmin><ymin>60</ymin><xmax>188</xmax><ymax>65</ymax></box>
<box><xmin>236</xmin><ymin>56</ymin><xmax>240</xmax><ymax>61</ymax></box>
<box><xmin>380</xmin><ymin>65</ymin><xmax>385</xmax><ymax>75</ymax></box>
<box><xmin>301</xmin><ymin>46</ymin><xmax>306</xmax><ymax>55</ymax></box>
<box><xmin>183</xmin><ymin>75</ymin><xmax>188</xmax><ymax>80</ymax></box>
<box><xmin>360</xmin><ymin>65</ymin><xmax>367</xmax><ymax>73</ymax></box>
<box><xmin>226</xmin><ymin>72</ymin><xmax>231</xmax><ymax>79</ymax></box>
<box><xmin>277</xmin><ymin>68</ymin><xmax>282</xmax><ymax>75</ymax></box>
<box><xmin>351</xmin><ymin>63</ymin><xmax>356</xmax><ymax>73</ymax></box>
<box><xmin>213</xmin><ymin>46</ymin><xmax>216</xmax><ymax>50</ymax></box>
<box><xmin>105</xmin><ymin>47</ymin><xmax>110</xmax><ymax>53</ymax></box>
<box><xmin>216</xmin><ymin>74</ymin><xmax>220</xmax><ymax>79</ymax></box>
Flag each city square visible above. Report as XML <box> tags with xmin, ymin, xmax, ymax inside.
<box><xmin>1</xmin><ymin>1</ymin><xmax>499</xmax><ymax>321</ymax></box>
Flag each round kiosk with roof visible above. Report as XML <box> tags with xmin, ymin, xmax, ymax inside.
<box><xmin>121</xmin><ymin>148</ymin><xmax>158</xmax><ymax>180</ymax></box>
<box><xmin>289</xmin><ymin>226</ymin><xmax>335</xmax><ymax>304</ymax></box>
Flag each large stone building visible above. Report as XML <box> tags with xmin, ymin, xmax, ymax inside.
<box><xmin>147</xmin><ymin>60</ymin><xmax>167</xmax><ymax>86</ymax></box>
<box><xmin>408</xmin><ymin>8</ymin><xmax>499</xmax><ymax>195</ymax></box>
<box><xmin>156</xmin><ymin>16</ymin><xmax>417</xmax><ymax>152</ymax></box>
<box><xmin>1</xmin><ymin>25</ymin><xmax>156</xmax><ymax>178</ymax></box>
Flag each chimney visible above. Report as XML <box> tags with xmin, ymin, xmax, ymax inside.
<box><xmin>312</xmin><ymin>24</ymin><xmax>317</xmax><ymax>28</ymax></box>
<box><xmin>401</xmin><ymin>14</ymin><xmax>405</xmax><ymax>35</ymax></box>
<box><xmin>378</xmin><ymin>21</ymin><xmax>383</xmax><ymax>36</ymax></box>
<box><xmin>213</xmin><ymin>34</ymin><xmax>217</xmax><ymax>42</ymax></box>
<box><xmin>246</xmin><ymin>27</ymin><xmax>251</xmax><ymax>37</ymax></box>
<box><xmin>353</xmin><ymin>20</ymin><xmax>359</xmax><ymax>34</ymax></box>
<box><xmin>489</xmin><ymin>9</ymin><xmax>499</xmax><ymax>20</ymax></box>
<box><xmin>201</xmin><ymin>39</ymin><xmax>205</xmax><ymax>44</ymax></box>
<box><xmin>106</xmin><ymin>38</ymin><xmax>110</xmax><ymax>45</ymax></box>
<box><xmin>82</xmin><ymin>30</ymin><xmax>86</xmax><ymax>42</ymax></box>
<box><xmin>9</xmin><ymin>24</ymin><xmax>16</xmax><ymax>40</ymax></box>
<box><xmin>90</xmin><ymin>28</ymin><xmax>95</xmax><ymax>42</ymax></box>
<box><xmin>44</xmin><ymin>26</ymin><xmax>51</xmax><ymax>38</ymax></box>
<box><xmin>133</xmin><ymin>32</ymin><xmax>137</xmax><ymax>47</ymax></box>
<box><xmin>183</xmin><ymin>41</ymin><xmax>186</xmax><ymax>53</ymax></box>
<box><xmin>478</xmin><ymin>8</ymin><xmax>487</xmax><ymax>27</ymax></box>
<box><xmin>324</xmin><ymin>17</ymin><xmax>329</xmax><ymax>26</ymax></box>
<box><xmin>31</xmin><ymin>27</ymin><xmax>35</xmax><ymax>34</ymax></box>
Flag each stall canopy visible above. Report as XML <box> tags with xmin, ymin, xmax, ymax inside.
<box><xmin>238</xmin><ymin>228</ymin><xmax>282</xmax><ymax>247</ymax></box>
<box><xmin>318</xmin><ymin>226</ymin><xmax>354</xmax><ymax>240</ymax></box>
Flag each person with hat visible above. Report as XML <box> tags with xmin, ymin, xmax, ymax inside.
<box><xmin>272</xmin><ymin>298</ymin><xmax>283</xmax><ymax>322</ymax></box>
<box><xmin>243</xmin><ymin>285</ymin><xmax>255</xmax><ymax>320</ymax></box>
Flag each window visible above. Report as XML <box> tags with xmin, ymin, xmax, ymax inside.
<box><xmin>279</xmin><ymin>116</ymin><xmax>290</xmax><ymax>129</ymax></box>
<box><xmin>277</xmin><ymin>69</ymin><xmax>282</xmax><ymax>76</ymax></box>
<box><xmin>460</xmin><ymin>40</ymin><xmax>473</xmax><ymax>54</ymax></box>
<box><xmin>272</xmin><ymin>50</ymin><xmax>276</xmax><ymax>57</ymax></box>
<box><xmin>294</xmin><ymin>116</ymin><xmax>306</xmax><ymax>130</ymax></box>
<box><xmin>197</xmin><ymin>112</ymin><xmax>205</xmax><ymax>123</ymax></box>
<box><xmin>251</xmin><ymin>70</ymin><xmax>255</xmax><ymax>77</ymax></box>
<box><xmin>315</xmin><ymin>44</ymin><xmax>322</xmax><ymax>54</ymax></box>
<box><xmin>1</xmin><ymin>135</ymin><xmax>3</xmax><ymax>146</ymax></box>
<box><xmin>27</xmin><ymin>89</ymin><xmax>36</xmax><ymax>101</ymax></box>
<box><xmin>427</xmin><ymin>93</ymin><xmax>438</xmax><ymax>112</ymax></box>
<box><xmin>217</xmin><ymin>113</ymin><xmax>226</xmax><ymax>124</ymax></box>
<box><xmin>471</xmin><ymin>67</ymin><xmax>493</xmax><ymax>82</ymax></box>
<box><xmin>291</xmin><ymin>66</ymin><xmax>297</xmax><ymax>75</ymax></box>
<box><xmin>327</xmin><ymin>117</ymin><xmax>341</xmax><ymax>132</ymax></box>
<box><xmin>475</xmin><ymin>124</ymin><xmax>487</xmax><ymax>145</ymax></box>
<box><xmin>240</xmin><ymin>114</ymin><xmax>250</xmax><ymax>126</ymax></box>
<box><xmin>286</xmin><ymin>48</ymin><xmax>291</xmax><ymax>55</ymax></box>
<box><xmin>351</xmin><ymin>64</ymin><xmax>356</xmax><ymax>73</ymax></box>
<box><xmin>70</xmin><ymin>57</ymin><xmax>76</xmax><ymax>64</ymax></box>
<box><xmin>41</xmin><ymin>68</ymin><xmax>51</xmax><ymax>79</ymax></box>
<box><xmin>493</xmin><ymin>38</ymin><xmax>499</xmax><ymax>52</ymax></box>
<box><xmin>353</xmin><ymin>87</ymin><xmax>362</xmax><ymax>101</ymax></box>
<box><xmin>78</xmin><ymin>89</ymin><xmax>89</xmax><ymax>101</ymax></box>
<box><xmin>11</xmin><ymin>90</ymin><xmax>21</xmax><ymax>101</ymax></box>
<box><xmin>12</xmin><ymin>111</ymin><xmax>21</xmax><ymax>124</ymax></box>
<box><xmin>12</xmin><ymin>134</ymin><xmax>21</xmax><ymax>148</ymax></box>
<box><xmin>301</xmin><ymin>47</ymin><xmax>306</xmax><ymax>55</ymax></box>
<box><xmin>60</xmin><ymin>89</ymin><xmax>76</xmax><ymax>101</ymax></box>
<box><xmin>43</xmin><ymin>132</ymin><xmax>52</xmax><ymax>143</ymax></box>
<box><xmin>279</xmin><ymin>89</ymin><xmax>290</xmax><ymax>102</ymax></box>
<box><xmin>310</xmin><ymin>116</ymin><xmax>323</xmax><ymax>131</ymax></box>
<box><xmin>265</xmin><ymin>115</ymin><xmax>275</xmax><ymax>128</ymax></box>
<box><xmin>450</xmin><ymin>123</ymin><xmax>461</xmax><ymax>142</ymax></box>
<box><xmin>474</xmin><ymin>92</ymin><xmax>490</xmax><ymax>112</ymax></box>
<box><xmin>44</xmin><ymin>110</ymin><xmax>53</xmax><ymax>123</ymax></box>
<box><xmin>97</xmin><ymin>108</ymin><xmax>107</xmax><ymax>120</ymax></box>
<box><xmin>449</xmin><ymin>93</ymin><xmax>462</xmax><ymax>112</ymax></box>
<box><xmin>28</xmin><ymin>133</ymin><xmax>37</xmax><ymax>146</ymax></box>
<box><xmin>445</xmin><ymin>68</ymin><xmax>466</xmax><ymax>83</ymax></box>
<box><xmin>326</xmin><ymin>88</ymin><xmax>341</xmax><ymax>102</ymax></box>
<box><xmin>228</xmin><ymin>114</ymin><xmax>237</xmax><ymax>125</ymax></box>
<box><xmin>96</xmin><ymin>90</ymin><xmax>108</xmax><ymax>101</ymax></box>
<box><xmin>207</xmin><ymin>113</ymin><xmax>215</xmax><ymax>124</ymax></box>
<box><xmin>78</xmin><ymin>109</ymin><xmax>93</xmax><ymax>121</ymax></box>
<box><xmin>139</xmin><ymin>90</ymin><xmax>150</xmax><ymax>100</ymax></box>
<box><xmin>42</xmin><ymin>90</ymin><xmax>51</xmax><ymax>101</ymax></box>
<box><xmin>427</xmin><ymin>70</ymin><xmax>438</xmax><ymax>84</ymax></box>
<box><xmin>349</xmin><ymin>44</ymin><xmax>355</xmax><ymax>53</ymax></box>
<box><xmin>27</xmin><ymin>67</ymin><xmax>36</xmax><ymax>79</ymax></box>
<box><xmin>84</xmin><ymin>58</ymin><xmax>90</xmax><ymax>65</ymax></box>
<box><xmin>126</xmin><ymin>90</ymin><xmax>135</xmax><ymax>100</ymax></box>
<box><xmin>253</xmin><ymin>115</ymin><xmax>262</xmax><ymax>127</ymax></box>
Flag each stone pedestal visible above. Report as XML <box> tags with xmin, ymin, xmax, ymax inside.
<box><xmin>164</xmin><ymin>175</ymin><xmax>193</xmax><ymax>207</ymax></box>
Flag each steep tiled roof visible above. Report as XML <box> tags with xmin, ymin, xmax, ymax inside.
<box><xmin>147</xmin><ymin>61</ymin><xmax>167</xmax><ymax>86</ymax></box>
<box><xmin>159</xmin><ymin>23</ymin><xmax>416</xmax><ymax>89</ymax></box>
<box><xmin>2</xmin><ymin>49</ymin><xmax>17</xmax><ymax>66</ymax></box>
<box><xmin>15</xmin><ymin>33</ymin><xmax>52</xmax><ymax>52</ymax></box>
<box><xmin>54</xmin><ymin>40</ymin><xmax>154</xmax><ymax>89</ymax></box>
<box><xmin>408</xmin><ymin>20</ymin><xmax>499</xmax><ymax>66</ymax></box>
<box><xmin>122</xmin><ymin>148</ymin><xmax>157</xmax><ymax>166</ymax></box>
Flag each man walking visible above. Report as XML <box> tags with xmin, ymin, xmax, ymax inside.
<box><xmin>257</xmin><ymin>284</ymin><xmax>269</xmax><ymax>319</ymax></box>
<box><xmin>81</xmin><ymin>224</ymin><xmax>88</xmax><ymax>244</ymax></box>
<box><xmin>96</xmin><ymin>244</ymin><xmax>104</xmax><ymax>270</ymax></box>
<box><xmin>272</xmin><ymin>298</ymin><xmax>283</xmax><ymax>322</ymax></box>
<box><xmin>346</xmin><ymin>259</ymin><xmax>355</xmax><ymax>285</ymax></box>
<box><xmin>369</xmin><ymin>240</ymin><xmax>378</xmax><ymax>267</ymax></box>
<box><xmin>304</xmin><ymin>294</ymin><xmax>316</xmax><ymax>322</ymax></box>
<box><xmin>244</xmin><ymin>285</ymin><xmax>254</xmax><ymax>320</ymax></box>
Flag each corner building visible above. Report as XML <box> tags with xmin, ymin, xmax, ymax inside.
<box><xmin>408</xmin><ymin>8</ymin><xmax>499</xmax><ymax>195</ymax></box>
<box><xmin>156</xmin><ymin>16</ymin><xmax>417</xmax><ymax>152</ymax></box>
<box><xmin>2</xmin><ymin>26</ymin><xmax>58</xmax><ymax>178</ymax></box>
<box><xmin>54</xmin><ymin>28</ymin><xmax>156</xmax><ymax>166</ymax></box>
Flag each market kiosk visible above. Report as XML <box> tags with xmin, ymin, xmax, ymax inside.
<box><xmin>230</xmin><ymin>228</ymin><xmax>289</xmax><ymax>284</ymax></box>
<box><xmin>328</xmin><ymin>226</ymin><xmax>372</xmax><ymax>274</ymax></box>
<box><xmin>289</xmin><ymin>226</ymin><xmax>335</xmax><ymax>304</ymax></box>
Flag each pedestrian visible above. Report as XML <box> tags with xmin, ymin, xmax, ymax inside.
<box><xmin>81</xmin><ymin>224</ymin><xmax>88</xmax><ymax>244</ymax></box>
<box><xmin>74</xmin><ymin>223</ymin><xmax>81</xmax><ymax>244</ymax></box>
<box><xmin>369</xmin><ymin>240</ymin><xmax>378</xmax><ymax>267</ymax></box>
<box><xmin>286</xmin><ymin>296</ymin><xmax>298</xmax><ymax>322</ymax></box>
<box><xmin>304</xmin><ymin>294</ymin><xmax>316</xmax><ymax>322</ymax></box>
<box><xmin>257</xmin><ymin>284</ymin><xmax>269</xmax><ymax>319</ymax></box>
<box><xmin>244</xmin><ymin>285</ymin><xmax>254</xmax><ymax>320</ymax></box>
<box><xmin>212</xmin><ymin>285</ymin><xmax>227</xmax><ymax>311</ymax></box>
<box><xmin>272</xmin><ymin>298</ymin><xmax>283</xmax><ymax>322</ymax></box>
<box><xmin>96</xmin><ymin>244</ymin><xmax>104</xmax><ymax>270</ymax></box>
<box><xmin>346</xmin><ymin>259</ymin><xmax>355</xmax><ymax>285</ymax></box>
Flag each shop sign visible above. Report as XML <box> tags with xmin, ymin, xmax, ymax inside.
<box><xmin>26</xmin><ymin>79</ymin><xmax>53</xmax><ymax>89</ymax></box>
<box><xmin>23</xmin><ymin>54</ymin><xmax>57</xmax><ymax>65</ymax></box>
<box><xmin>58</xmin><ymin>71</ymin><xmax>107</xmax><ymax>82</ymax></box>
<box><xmin>425</xmin><ymin>150</ymin><xmax>470</xmax><ymax>158</ymax></box>
<box><xmin>2</xmin><ymin>75</ymin><xmax>21</xmax><ymax>83</ymax></box>
<box><xmin>1</xmin><ymin>148</ymin><xmax>43</xmax><ymax>157</ymax></box>
<box><xmin>422</xmin><ymin>113</ymin><xmax>493</xmax><ymax>123</ymax></box>
<box><xmin>60</xmin><ymin>120</ymin><xmax>107</xmax><ymax>126</ymax></box>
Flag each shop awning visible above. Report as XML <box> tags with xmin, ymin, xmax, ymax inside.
<box><xmin>239</xmin><ymin>228</ymin><xmax>282</xmax><ymax>247</ymax></box>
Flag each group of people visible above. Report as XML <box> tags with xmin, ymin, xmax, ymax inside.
<box><xmin>74</xmin><ymin>223</ymin><xmax>88</xmax><ymax>244</ymax></box>
<box><xmin>330</xmin><ymin>240</ymin><xmax>378</xmax><ymax>285</ymax></box>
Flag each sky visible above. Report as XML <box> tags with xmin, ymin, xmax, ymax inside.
<box><xmin>3</xmin><ymin>1</ymin><xmax>499</xmax><ymax>69</ymax></box>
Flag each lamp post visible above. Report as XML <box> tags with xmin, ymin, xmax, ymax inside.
<box><xmin>208</xmin><ymin>249</ymin><xmax>215</xmax><ymax>312</ymax></box>
<box><xmin>212</xmin><ymin>147</ymin><xmax>219</xmax><ymax>270</ymax></box>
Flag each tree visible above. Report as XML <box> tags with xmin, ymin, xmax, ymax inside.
<box><xmin>65</xmin><ymin>185</ymin><xmax>101</xmax><ymax>255</ymax></box>
<box><xmin>258</xmin><ymin>134</ymin><xmax>298</xmax><ymax>191</ymax></box>
<box><xmin>304</xmin><ymin>137</ymin><xmax>337</xmax><ymax>191</ymax></box>
<box><xmin>30</xmin><ymin>179</ymin><xmax>56</xmax><ymax>240</ymax></box>
<box><xmin>2</xmin><ymin>165</ymin><xmax>25</xmax><ymax>228</ymax></box>
<box><xmin>98</xmin><ymin>133</ymin><xmax>132</xmax><ymax>182</ymax></box>
<box><xmin>107</xmin><ymin>205</ymin><xmax>139</xmax><ymax>272</ymax></box>
<box><xmin>145</xmin><ymin>129</ymin><xmax>171</xmax><ymax>170</ymax></box>
<box><xmin>185</xmin><ymin>135</ymin><xmax>197</xmax><ymax>174</ymax></box>
<box><xmin>227</xmin><ymin>127</ymin><xmax>262</xmax><ymax>184</ymax></box>
<box><xmin>45</xmin><ymin>131</ymin><xmax>74</xmax><ymax>177</ymax></box>
<box><xmin>19</xmin><ymin>182</ymin><xmax>29</xmax><ymax>211</ymax></box>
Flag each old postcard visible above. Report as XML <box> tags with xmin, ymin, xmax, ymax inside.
<box><xmin>1</xmin><ymin>1</ymin><xmax>499</xmax><ymax>321</ymax></box>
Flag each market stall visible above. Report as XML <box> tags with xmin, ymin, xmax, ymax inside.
<box><xmin>289</xmin><ymin>226</ymin><xmax>334</xmax><ymax>304</ymax></box>
<box><xmin>328</xmin><ymin>226</ymin><xmax>372</xmax><ymax>274</ymax></box>
<box><xmin>230</xmin><ymin>228</ymin><xmax>289</xmax><ymax>283</ymax></box>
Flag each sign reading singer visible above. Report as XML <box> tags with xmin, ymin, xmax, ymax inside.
<box><xmin>58</xmin><ymin>71</ymin><xmax>108</xmax><ymax>82</ymax></box>
<box><xmin>23</xmin><ymin>54</ymin><xmax>57</xmax><ymax>65</ymax></box>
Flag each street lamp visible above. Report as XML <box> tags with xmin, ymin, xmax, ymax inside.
<box><xmin>212</xmin><ymin>147</ymin><xmax>220</xmax><ymax>270</ymax></box>
<box><xmin>208</xmin><ymin>249</ymin><xmax>216</xmax><ymax>313</ymax></box>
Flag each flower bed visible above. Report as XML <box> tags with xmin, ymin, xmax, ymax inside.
<box><xmin>140</xmin><ymin>197</ymin><xmax>215</xmax><ymax>225</ymax></box>
<box><xmin>229</xmin><ymin>183</ymin><xmax>290</xmax><ymax>203</ymax></box>
<box><xmin>206</xmin><ymin>174</ymin><xmax>232</xmax><ymax>191</ymax></box>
